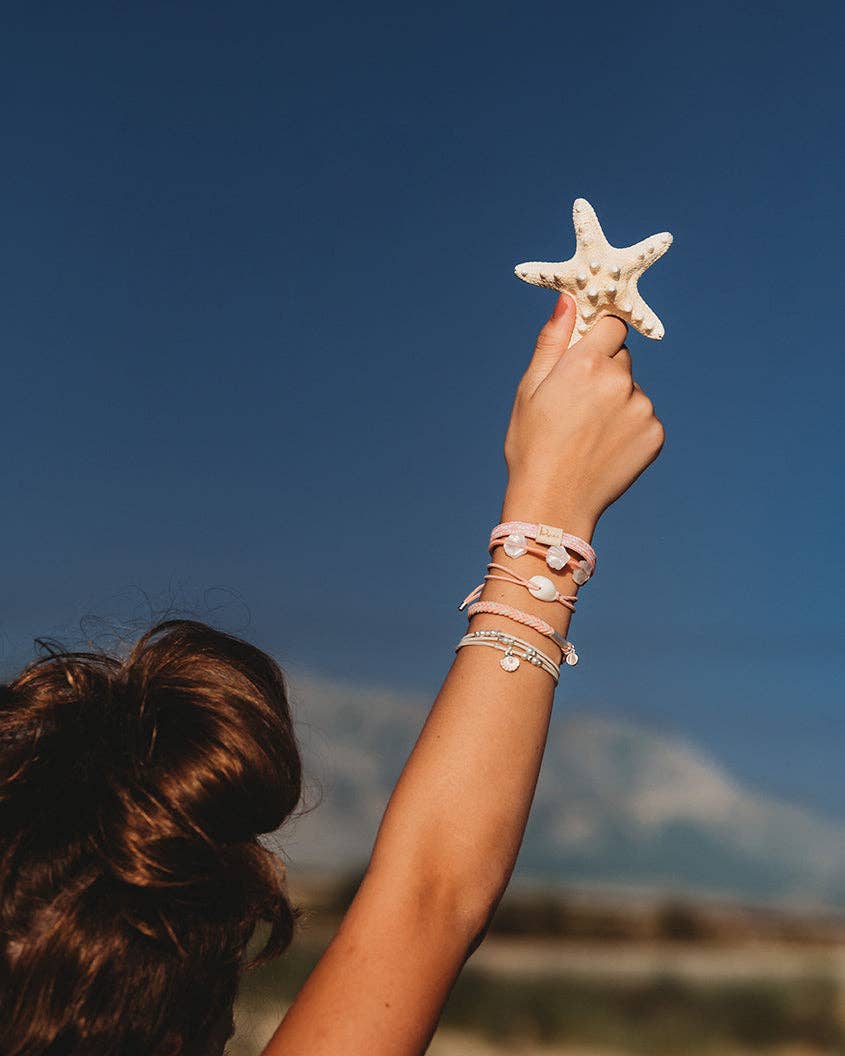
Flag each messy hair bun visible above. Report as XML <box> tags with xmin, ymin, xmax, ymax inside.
<box><xmin>0</xmin><ymin>619</ymin><xmax>304</xmax><ymax>1055</ymax></box>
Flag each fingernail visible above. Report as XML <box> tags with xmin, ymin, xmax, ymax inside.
<box><xmin>551</xmin><ymin>293</ymin><xmax>573</xmax><ymax>320</ymax></box>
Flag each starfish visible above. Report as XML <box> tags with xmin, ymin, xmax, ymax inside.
<box><xmin>514</xmin><ymin>198</ymin><xmax>673</xmax><ymax>347</ymax></box>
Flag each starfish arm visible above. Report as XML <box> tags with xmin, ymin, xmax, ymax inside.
<box><xmin>514</xmin><ymin>259</ymin><xmax>578</xmax><ymax>292</ymax></box>
<box><xmin>572</xmin><ymin>198</ymin><xmax>611</xmax><ymax>254</ymax></box>
<box><xmin>623</xmin><ymin>281</ymin><xmax>665</xmax><ymax>339</ymax></box>
<box><xmin>626</xmin><ymin>231</ymin><xmax>673</xmax><ymax>272</ymax></box>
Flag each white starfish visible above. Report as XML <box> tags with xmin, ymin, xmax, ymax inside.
<box><xmin>515</xmin><ymin>198</ymin><xmax>673</xmax><ymax>347</ymax></box>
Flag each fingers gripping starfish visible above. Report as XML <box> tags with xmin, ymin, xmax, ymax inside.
<box><xmin>515</xmin><ymin>198</ymin><xmax>673</xmax><ymax>348</ymax></box>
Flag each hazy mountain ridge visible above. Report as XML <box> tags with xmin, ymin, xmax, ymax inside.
<box><xmin>268</xmin><ymin>669</ymin><xmax>845</xmax><ymax>908</ymax></box>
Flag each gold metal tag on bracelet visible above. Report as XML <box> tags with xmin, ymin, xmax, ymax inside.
<box><xmin>536</xmin><ymin>523</ymin><xmax>564</xmax><ymax>547</ymax></box>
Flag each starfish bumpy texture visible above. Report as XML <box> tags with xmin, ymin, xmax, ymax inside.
<box><xmin>515</xmin><ymin>198</ymin><xmax>673</xmax><ymax>347</ymax></box>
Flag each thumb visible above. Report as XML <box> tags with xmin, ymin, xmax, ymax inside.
<box><xmin>523</xmin><ymin>293</ymin><xmax>577</xmax><ymax>389</ymax></box>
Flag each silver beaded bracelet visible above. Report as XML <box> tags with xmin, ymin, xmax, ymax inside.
<box><xmin>455</xmin><ymin>628</ymin><xmax>560</xmax><ymax>684</ymax></box>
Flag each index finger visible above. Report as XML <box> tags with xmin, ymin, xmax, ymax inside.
<box><xmin>569</xmin><ymin>315</ymin><xmax>628</xmax><ymax>357</ymax></box>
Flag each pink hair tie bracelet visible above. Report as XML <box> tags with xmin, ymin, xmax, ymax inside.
<box><xmin>489</xmin><ymin>521</ymin><xmax>596</xmax><ymax>585</ymax></box>
<box><xmin>491</xmin><ymin>537</ymin><xmax>595</xmax><ymax>583</ymax></box>
<box><xmin>459</xmin><ymin>562</ymin><xmax>578</xmax><ymax>613</ymax></box>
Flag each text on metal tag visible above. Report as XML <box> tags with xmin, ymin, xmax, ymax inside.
<box><xmin>535</xmin><ymin>523</ymin><xmax>564</xmax><ymax>547</ymax></box>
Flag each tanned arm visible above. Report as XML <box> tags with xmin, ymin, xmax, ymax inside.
<box><xmin>264</xmin><ymin>293</ymin><xmax>665</xmax><ymax>1054</ymax></box>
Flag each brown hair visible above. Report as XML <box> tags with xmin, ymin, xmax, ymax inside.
<box><xmin>0</xmin><ymin>619</ymin><xmax>304</xmax><ymax>1055</ymax></box>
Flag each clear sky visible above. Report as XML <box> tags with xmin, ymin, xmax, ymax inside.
<box><xmin>1</xmin><ymin>2</ymin><xmax>842</xmax><ymax>817</ymax></box>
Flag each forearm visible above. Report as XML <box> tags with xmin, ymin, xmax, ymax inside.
<box><xmin>365</xmin><ymin>491</ymin><xmax>596</xmax><ymax>932</ymax></box>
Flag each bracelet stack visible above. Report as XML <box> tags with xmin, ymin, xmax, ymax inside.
<box><xmin>455</xmin><ymin>519</ymin><xmax>595</xmax><ymax>684</ymax></box>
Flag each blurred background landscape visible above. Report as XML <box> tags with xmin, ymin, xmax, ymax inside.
<box><xmin>232</xmin><ymin>671</ymin><xmax>845</xmax><ymax>1055</ymax></box>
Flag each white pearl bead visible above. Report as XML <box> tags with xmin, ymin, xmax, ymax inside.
<box><xmin>546</xmin><ymin>545</ymin><xmax>570</xmax><ymax>571</ymax></box>
<box><xmin>503</xmin><ymin>532</ymin><xmax>527</xmax><ymax>559</ymax></box>
<box><xmin>528</xmin><ymin>576</ymin><xmax>557</xmax><ymax>601</ymax></box>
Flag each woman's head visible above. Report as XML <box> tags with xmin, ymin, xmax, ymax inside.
<box><xmin>0</xmin><ymin>619</ymin><xmax>304</xmax><ymax>1055</ymax></box>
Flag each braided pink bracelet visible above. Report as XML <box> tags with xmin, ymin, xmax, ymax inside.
<box><xmin>464</xmin><ymin>600</ymin><xmax>578</xmax><ymax>664</ymax></box>
<box><xmin>459</xmin><ymin>562</ymin><xmax>578</xmax><ymax>613</ymax></box>
<box><xmin>489</xmin><ymin>521</ymin><xmax>596</xmax><ymax>584</ymax></box>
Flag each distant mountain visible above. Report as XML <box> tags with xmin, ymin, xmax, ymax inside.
<box><xmin>265</xmin><ymin>669</ymin><xmax>845</xmax><ymax>909</ymax></box>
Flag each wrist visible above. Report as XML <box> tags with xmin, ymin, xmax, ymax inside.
<box><xmin>500</xmin><ymin>484</ymin><xmax>599</xmax><ymax>543</ymax></box>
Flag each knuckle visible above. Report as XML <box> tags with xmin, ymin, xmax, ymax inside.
<box><xmin>532</xmin><ymin>335</ymin><xmax>552</xmax><ymax>358</ymax></box>
<box><xmin>648</xmin><ymin>416</ymin><xmax>665</xmax><ymax>452</ymax></box>
<box><xmin>634</xmin><ymin>391</ymin><xmax>654</xmax><ymax>417</ymax></box>
<box><xmin>591</xmin><ymin>351</ymin><xmax>611</xmax><ymax>373</ymax></box>
<box><xmin>569</xmin><ymin>353</ymin><xmax>600</xmax><ymax>381</ymax></box>
<box><xmin>603</xmin><ymin>365</ymin><xmax>631</xmax><ymax>394</ymax></box>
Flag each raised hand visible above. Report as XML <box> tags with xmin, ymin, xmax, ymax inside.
<box><xmin>502</xmin><ymin>292</ymin><xmax>665</xmax><ymax>538</ymax></box>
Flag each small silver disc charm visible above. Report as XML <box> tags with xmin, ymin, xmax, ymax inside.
<box><xmin>565</xmin><ymin>650</ymin><xmax>579</xmax><ymax>666</ymax></box>
<box><xmin>500</xmin><ymin>654</ymin><xmax>520</xmax><ymax>672</ymax></box>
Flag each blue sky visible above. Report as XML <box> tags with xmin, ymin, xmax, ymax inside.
<box><xmin>1</xmin><ymin>2</ymin><xmax>842</xmax><ymax>817</ymax></box>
